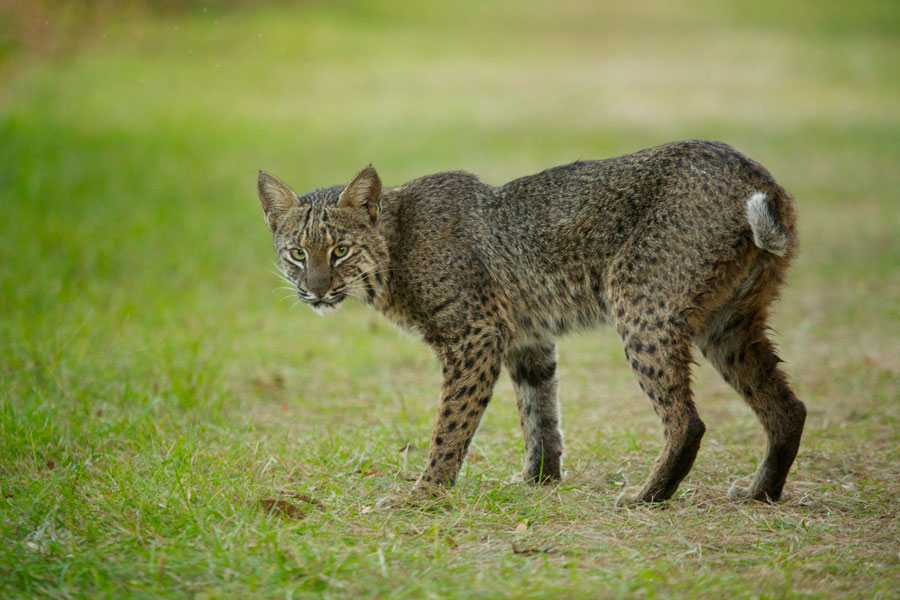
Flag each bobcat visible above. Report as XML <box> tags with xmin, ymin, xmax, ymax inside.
<box><xmin>257</xmin><ymin>140</ymin><xmax>806</xmax><ymax>505</ymax></box>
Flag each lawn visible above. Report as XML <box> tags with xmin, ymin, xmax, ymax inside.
<box><xmin>1</xmin><ymin>1</ymin><xmax>899</xmax><ymax>597</ymax></box>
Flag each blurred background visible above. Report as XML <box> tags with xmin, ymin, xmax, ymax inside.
<box><xmin>1</xmin><ymin>0</ymin><xmax>898</xmax><ymax>596</ymax></box>
<box><xmin>3</xmin><ymin>0</ymin><xmax>898</xmax><ymax>350</ymax></box>
<box><xmin>2</xmin><ymin>0</ymin><xmax>897</xmax><ymax>416</ymax></box>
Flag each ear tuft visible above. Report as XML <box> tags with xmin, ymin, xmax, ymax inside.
<box><xmin>258</xmin><ymin>171</ymin><xmax>297</xmax><ymax>232</ymax></box>
<box><xmin>338</xmin><ymin>165</ymin><xmax>382</xmax><ymax>223</ymax></box>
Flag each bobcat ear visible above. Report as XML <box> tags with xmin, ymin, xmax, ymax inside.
<box><xmin>258</xmin><ymin>171</ymin><xmax>297</xmax><ymax>232</ymax></box>
<box><xmin>338</xmin><ymin>165</ymin><xmax>382</xmax><ymax>223</ymax></box>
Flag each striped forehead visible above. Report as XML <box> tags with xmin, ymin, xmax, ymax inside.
<box><xmin>301</xmin><ymin>200</ymin><xmax>331</xmax><ymax>247</ymax></box>
<box><xmin>294</xmin><ymin>185</ymin><xmax>346</xmax><ymax>248</ymax></box>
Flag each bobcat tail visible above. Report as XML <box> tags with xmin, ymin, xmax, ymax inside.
<box><xmin>746</xmin><ymin>192</ymin><xmax>791</xmax><ymax>256</ymax></box>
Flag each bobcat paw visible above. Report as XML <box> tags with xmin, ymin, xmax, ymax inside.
<box><xmin>511</xmin><ymin>470</ymin><xmax>564</xmax><ymax>485</ymax></box>
<box><xmin>375</xmin><ymin>485</ymin><xmax>446</xmax><ymax>510</ymax></box>
<box><xmin>615</xmin><ymin>485</ymin><xmax>647</xmax><ymax>507</ymax></box>
<box><xmin>615</xmin><ymin>485</ymin><xmax>671</xmax><ymax>506</ymax></box>
<box><xmin>377</xmin><ymin>482</ymin><xmax>451</xmax><ymax>509</ymax></box>
<box><xmin>727</xmin><ymin>479</ymin><xmax>777</xmax><ymax>503</ymax></box>
<box><xmin>410</xmin><ymin>482</ymin><xmax>446</xmax><ymax>499</ymax></box>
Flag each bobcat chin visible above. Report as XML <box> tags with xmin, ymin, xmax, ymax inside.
<box><xmin>258</xmin><ymin>140</ymin><xmax>805</xmax><ymax>505</ymax></box>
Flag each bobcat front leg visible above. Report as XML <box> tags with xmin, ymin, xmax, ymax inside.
<box><xmin>415</xmin><ymin>332</ymin><xmax>504</xmax><ymax>492</ymax></box>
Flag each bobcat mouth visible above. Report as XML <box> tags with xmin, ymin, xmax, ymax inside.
<box><xmin>307</xmin><ymin>295</ymin><xmax>345</xmax><ymax>316</ymax></box>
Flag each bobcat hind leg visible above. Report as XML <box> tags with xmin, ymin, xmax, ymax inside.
<box><xmin>699</xmin><ymin>310</ymin><xmax>805</xmax><ymax>502</ymax></box>
<box><xmin>504</xmin><ymin>342</ymin><xmax>564</xmax><ymax>484</ymax></box>
<box><xmin>614</xmin><ymin>308</ymin><xmax>706</xmax><ymax>505</ymax></box>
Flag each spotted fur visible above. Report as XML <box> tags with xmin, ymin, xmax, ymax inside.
<box><xmin>258</xmin><ymin>140</ymin><xmax>806</xmax><ymax>504</ymax></box>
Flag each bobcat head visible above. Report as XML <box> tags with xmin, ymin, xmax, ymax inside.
<box><xmin>257</xmin><ymin>166</ymin><xmax>389</xmax><ymax>315</ymax></box>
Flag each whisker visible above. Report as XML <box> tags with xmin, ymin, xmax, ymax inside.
<box><xmin>338</xmin><ymin>268</ymin><xmax>384</xmax><ymax>288</ymax></box>
<box><xmin>268</xmin><ymin>261</ymin><xmax>294</xmax><ymax>286</ymax></box>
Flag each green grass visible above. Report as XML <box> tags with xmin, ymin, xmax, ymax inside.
<box><xmin>2</xmin><ymin>1</ymin><xmax>899</xmax><ymax>597</ymax></box>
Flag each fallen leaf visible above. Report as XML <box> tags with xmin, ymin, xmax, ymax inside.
<box><xmin>515</xmin><ymin>521</ymin><xmax>528</xmax><ymax>533</ymax></box>
<box><xmin>352</xmin><ymin>468</ymin><xmax>381</xmax><ymax>477</ymax></box>
<box><xmin>260</xmin><ymin>498</ymin><xmax>306</xmax><ymax>520</ymax></box>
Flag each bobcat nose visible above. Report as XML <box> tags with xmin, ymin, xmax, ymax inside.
<box><xmin>309</xmin><ymin>285</ymin><xmax>330</xmax><ymax>298</ymax></box>
<box><xmin>307</xmin><ymin>263</ymin><xmax>331</xmax><ymax>298</ymax></box>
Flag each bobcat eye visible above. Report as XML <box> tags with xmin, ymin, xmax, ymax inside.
<box><xmin>288</xmin><ymin>248</ymin><xmax>306</xmax><ymax>262</ymax></box>
<box><xmin>333</xmin><ymin>245</ymin><xmax>349</xmax><ymax>259</ymax></box>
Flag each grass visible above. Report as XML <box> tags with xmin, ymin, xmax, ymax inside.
<box><xmin>1</xmin><ymin>0</ymin><xmax>899</xmax><ymax>597</ymax></box>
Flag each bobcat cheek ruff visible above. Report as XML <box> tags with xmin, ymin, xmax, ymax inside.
<box><xmin>258</xmin><ymin>140</ymin><xmax>805</xmax><ymax>504</ymax></box>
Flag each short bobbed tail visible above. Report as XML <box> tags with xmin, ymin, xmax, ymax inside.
<box><xmin>746</xmin><ymin>192</ymin><xmax>791</xmax><ymax>256</ymax></box>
